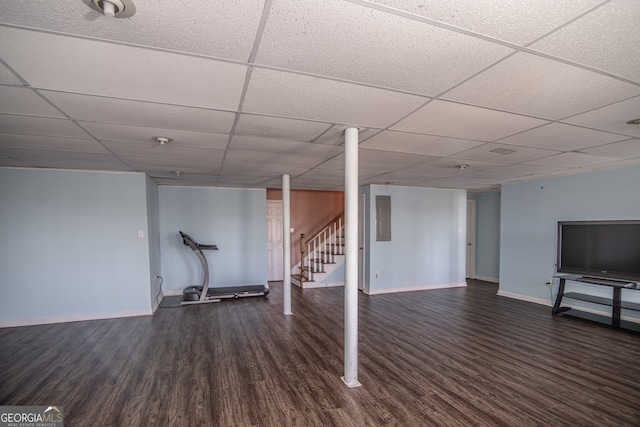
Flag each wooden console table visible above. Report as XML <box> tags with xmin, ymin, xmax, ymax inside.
<box><xmin>552</xmin><ymin>275</ymin><xmax>640</xmax><ymax>331</ymax></box>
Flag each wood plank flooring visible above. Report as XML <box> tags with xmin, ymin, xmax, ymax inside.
<box><xmin>1</xmin><ymin>280</ymin><xmax>640</xmax><ymax>426</ymax></box>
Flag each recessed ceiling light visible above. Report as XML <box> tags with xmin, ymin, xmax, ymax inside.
<box><xmin>82</xmin><ymin>0</ymin><xmax>136</xmax><ymax>18</ymax></box>
<box><xmin>153</xmin><ymin>136</ymin><xmax>173</xmax><ymax>145</ymax></box>
<box><xmin>490</xmin><ymin>148</ymin><xmax>516</xmax><ymax>155</ymax></box>
<box><xmin>173</xmin><ymin>170</ymin><xmax>183</xmax><ymax>177</ymax></box>
<box><xmin>456</xmin><ymin>164</ymin><xmax>469</xmax><ymax>170</ymax></box>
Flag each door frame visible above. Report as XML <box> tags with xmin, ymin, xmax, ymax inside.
<box><xmin>358</xmin><ymin>194</ymin><xmax>365</xmax><ymax>291</ymax></box>
<box><xmin>266</xmin><ymin>199</ymin><xmax>284</xmax><ymax>281</ymax></box>
<box><xmin>466</xmin><ymin>199</ymin><xmax>476</xmax><ymax>279</ymax></box>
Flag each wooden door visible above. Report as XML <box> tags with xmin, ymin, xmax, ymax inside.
<box><xmin>267</xmin><ymin>200</ymin><xmax>284</xmax><ymax>281</ymax></box>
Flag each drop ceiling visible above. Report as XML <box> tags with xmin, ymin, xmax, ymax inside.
<box><xmin>1</xmin><ymin>0</ymin><xmax>639</xmax><ymax>192</ymax></box>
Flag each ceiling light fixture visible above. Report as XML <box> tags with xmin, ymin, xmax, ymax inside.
<box><xmin>173</xmin><ymin>170</ymin><xmax>183</xmax><ymax>177</ymax></box>
<box><xmin>490</xmin><ymin>148</ymin><xmax>516</xmax><ymax>155</ymax></box>
<box><xmin>456</xmin><ymin>164</ymin><xmax>469</xmax><ymax>170</ymax></box>
<box><xmin>153</xmin><ymin>136</ymin><xmax>173</xmax><ymax>145</ymax></box>
<box><xmin>83</xmin><ymin>0</ymin><xmax>136</xmax><ymax>18</ymax></box>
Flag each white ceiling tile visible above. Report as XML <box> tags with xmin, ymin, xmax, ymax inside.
<box><xmin>369</xmin><ymin>0</ymin><xmax>605</xmax><ymax>45</ymax></box>
<box><xmin>235</xmin><ymin>115</ymin><xmax>331</xmax><ymax>142</ymax></box>
<box><xmin>0</xmin><ymin>86</ymin><xmax>65</xmax><ymax>118</ymax></box>
<box><xmin>0</xmin><ymin>149</ymin><xmax>130</xmax><ymax>170</ymax></box>
<box><xmin>0</xmin><ymin>133</ymin><xmax>108</xmax><ymax>153</ymax></box>
<box><xmin>154</xmin><ymin>177</ymin><xmax>218</xmax><ymax>187</ymax></box>
<box><xmin>314</xmin><ymin>126</ymin><xmax>380</xmax><ymax>145</ymax></box>
<box><xmin>367</xmin><ymin>171</ymin><xmax>442</xmax><ymax>185</ymax></box>
<box><xmin>469</xmin><ymin>164</ymin><xmax>566</xmax><ymax>179</ymax></box>
<box><xmin>525</xmin><ymin>152</ymin><xmax>618</xmax><ymax>167</ymax></box>
<box><xmin>103</xmin><ymin>141</ymin><xmax>226</xmax><ymax>161</ymax></box>
<box><xmin>358</xmin><ymin>149</ymin><xmax>435</xmax><ymax>166</ymax></box>
<box><xmin>561</xmin><ymin>96</ymin><xmax>640</xmax><ymax>137</ymax></box>
<box><xmin>498</xmin><ymin>123</ymin><xmax>626</xmax><ymax>151</ymax></box>
<box><xmin>421</xmin><ymin>174</ymin><xmax>495</xmax><ymax>189</ymax></box>
<box><xmin>361</xmin><ymin>130</ymin><xmax>483</xmax><ymax>156</ymax></box>
<box><xmin>391</xmin><ymin>100</ymin><xmax>547</xmax><ymax>140</ymax></box>
<box><xmin>578</xmin><ymin>139</ymin><xmax>640</xmax><ymax>159</ymax></box>
<box><xmin>0</xmin><ymin>62</ymin><xmax>23</xmax><ymax>85</ymax></box>
<box><xmin>224</xmin><ymin>150</ymin><xmax>324</xmax><ymax>168</ymax></box>
<box><xmin>221</xmin><ymin>161</ymin><xmax>311</xmax><ymax>177</ymax></box>
<box><xmin>0</xmin><ymin>0</ymin><xmax>264</xmax><ymax>61</ymax></box>
<box><xmin>0</xmin><ymin>115</ymin><xmax>90</xmax><ymax>138</ymax></box>
<box><xmin>81</xmin><ymin>122</ymin><xmax>229</xmax><ymax>149</ymax></box>
<box><xmin>256</xmin><ymin>0</ymin><xmax>512</xmax><ymax>95</ymax></box>
<box><xmin>229</xmin><ymin>136</ymin><xmax>343</xmax><ymax>158</ymax></box>
<box><xmin>43</xmin><ymin>91</ymin><xmax>236</xmax><ymax>133</ymax></box>
<box><xmin>531</xmin><ymin>0</ymin><xmax>640</xmax><ymax>82</ymax></box>
<box><xmin>0</xmin><ymin>157</ymin><xmax>29</xmax><ymax>167</ymax></box>
<box><xmin>122</xmin><ymin>156</ymin><xmax>221</xmax><ymax>174</ymax></box>
<box><xmin>1</xmin><ymin>27</ymin><xmax>247</xmax><ymax>110</ymax></box>
<box><xmin>444</xmin><ymin>53</ymin><xmax>640</xmax><ymax>119</ymax></box>
<box><xmin>242</xmin><ymin>68</ymin><xmax>428</xmax><ymax>128</ymax></box>
<box><xmin>451</xmin><ymin>142</ymin><xmax>559</xmax><ymax>163</ymax></box>
<box><xmin>579</xmin><ymin>158</ymin><xmax>640</xmax><ymax>171</ymax></box>
<box><xmin>400</xmin><ymin>158</ymin><xmax>508</xmax><ymax>176</ymax></box>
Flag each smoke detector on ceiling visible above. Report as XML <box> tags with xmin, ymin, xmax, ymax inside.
<box><xmin>83</xmin><ymin>0</ymin><xmax>136</xmax><ymax>18</ymax></box>
<box><xmin>153</xmin><ymin>136</ymin><xmax>173</xmax><ymax>145</ymax></box>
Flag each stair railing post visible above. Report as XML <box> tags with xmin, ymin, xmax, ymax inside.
<box><xmin>300</xmin><ymin>233</ymin><xmax>306</xmax><ymax>282</ymax></box>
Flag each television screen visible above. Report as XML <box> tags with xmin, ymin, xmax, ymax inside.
<box><xmin>557</xmin><ymin>220</ymin><xmax>640</xmax><ymax>281</ymax></box>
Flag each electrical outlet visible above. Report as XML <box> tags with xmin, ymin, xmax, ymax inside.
<box><xmin>546</xmin><ymin>278</ymin><xmax>552</xmax><ymax>285</ymax></box>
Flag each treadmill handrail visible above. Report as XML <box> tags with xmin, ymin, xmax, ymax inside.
<box><xmin>179</xmin><ymin>231</ymin><xmax>218</xmax><ymax>302</ymax></box>
<box><xmin>179</xmin><ymin>231</ymin><xmax>219</xmax><ymax>251</ymax></box>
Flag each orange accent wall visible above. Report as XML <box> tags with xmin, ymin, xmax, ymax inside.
<box><xmin>267</xmin><ymin>189</ymin><xmax>344</xmax><ymax>266</ymax></box>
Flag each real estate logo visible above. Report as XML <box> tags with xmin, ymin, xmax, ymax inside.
<box><xmin>0</xmin><ymin>406</ymin><xmax>63</xmax><ymax>427</ymax></box>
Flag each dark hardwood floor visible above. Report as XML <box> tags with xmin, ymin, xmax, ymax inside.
<box><xmin>1</xmin><ymin>280</ymin><xmax>639</xmax><ymax>426</ymax></box>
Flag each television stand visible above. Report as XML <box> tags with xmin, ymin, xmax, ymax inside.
<box><xmin>552</xmin><ymin>275</ymin><xmax>640</xmax><ymax>332</ymax></box>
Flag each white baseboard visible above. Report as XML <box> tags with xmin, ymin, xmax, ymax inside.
<box><xmin>302</xmin><ymin>282</ymin><xmax>344</xmax><ymax>289</ymax></box>
<box><xmin>474</xmin><ymin>275</ymin><xmax>499</xmax><ymax>283</ymax></box>
<box><xmin>0</xmin><ymin>309</ymin><xmax>153</xmax><ymax>328</ymax></box>
<box><xmin>162</xmin><ymin>289</ymin><xmax>183</xmax><ymax>296</ymax></box>
<box><xmin>496</xmin><ymin>290</ymin><xmax>552</xmax><ymax>307</ymax></box>
<box><xmin>365</xmin><ymin>282</ymin><xmax>467</xmax><ymax>295</ymax></box>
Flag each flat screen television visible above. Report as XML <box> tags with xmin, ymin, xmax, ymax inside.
<box><xmin>557</xmin><ymin>220</ymin><xmax>640</xmax><ymax>282</ymax></box>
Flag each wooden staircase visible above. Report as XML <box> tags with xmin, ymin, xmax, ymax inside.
<box><xmin>292</xmin><ymin>213</ymin><xmax>345</xmax><ymax>288</ymax></box>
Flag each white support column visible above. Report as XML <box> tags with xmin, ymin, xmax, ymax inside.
<box><xmin>342</xmin><ymin>127</ymin><xmax>361</xmax><ymax>388</ymax></box>
<box><xmin>282</xmin><ymin>174</ymin><xmax>293</xmax><ymax>315</ymax></box>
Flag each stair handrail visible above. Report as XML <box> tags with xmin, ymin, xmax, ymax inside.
<box><xmin>299</xmin><ymin>213</ymin><xmax>344</xmax><ymax>282</ymax></box>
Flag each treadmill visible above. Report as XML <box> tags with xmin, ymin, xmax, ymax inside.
<box><xmin>179</xmin><ymin>231</ymin><xmax>269</xmax><ymax>305</ymax></box>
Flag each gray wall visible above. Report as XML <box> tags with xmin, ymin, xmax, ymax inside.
<box><xmin>362</xmin><ymin>185</ymin><xmax>467</xmax><ymax>294</ymax></box>
<box><xmin>158</xmin><ymin>186</ymin><xmax>268</xmax><ymax>293</ymax></box>
<box><xmin>499</xmin><ymin>165</ymin><xmax>640</xmax><ymax>316</ymax></box>
<box><xmin>0</xmin><ymin>168</ymin><xmax>152</xmax><ymax>326</ymax></box>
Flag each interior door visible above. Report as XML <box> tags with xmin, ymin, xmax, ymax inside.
<box><xmin>358</xmin><ymin>194</ymin><xmax>365</xmax><ymax>291</ymax></box>
<box><xmin>466</xmin><ymin>199</ymin><xmax>476</xmax><ymax>279</ymax></box>
<box><xmin>267</xmin><ymin>200</ymin><xmax>284</xmax><ymax>281</ymax></box>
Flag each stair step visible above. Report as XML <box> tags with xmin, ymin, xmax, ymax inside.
<box><xmin>292</xmin><ymin>274</ymin><xmax>314</xmax><ymax>283</ymax></box>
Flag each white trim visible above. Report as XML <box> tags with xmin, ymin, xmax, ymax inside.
<box><xmin>365</xmin><ymin>282</ymin><xmax>467</xmax><ymax>295</ymax></box>
<box><xmin>162</xmin><ymin>289</ymin><xmax>183</xmax><ymax>296</ymax></box>
<box><xmin>0</xmin><ymin>309</ymin><xmax>153</xmax><ymax>328</ymax></box>
<box><xmin>496</xmin><ymin>290</ymin><xmax>551</xmax><ymax>306</ymax></box>
<box><xmin>301</xmin><ymin>281</ymin><xmax>345</xmax><ymax>289</ymax></box>
<box><xmin>475</xmin><ymin>275</ymin><xmax>499</xmax><ymax>283</ymax></box>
